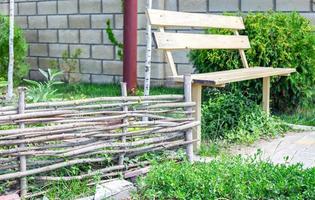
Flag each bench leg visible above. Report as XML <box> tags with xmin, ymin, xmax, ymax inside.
<box><xmin>192</xmin><ymin>83</ymin><xmax>202</xmax><ymax>152</ymax></box>
<box><xmin>262</xmin><ymin>77</ymin><xmax>270</xmax><ymax>115</ymax></box>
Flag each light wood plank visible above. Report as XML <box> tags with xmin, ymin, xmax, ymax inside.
<box><xmin>147</xmin><ymin>9</ymin><xmax>245</xmax><ymax>30</ymax></box>
<box><xmin>263</xmin><ymin>77</ymin><xmax>271</xmax><ymax>115</ymax></box>
<box><xmin>192</xmin><ymin>83</ymin><xmax>202</xmax><ymax>152</ymax></box>
<box><xmin>154</xmin><ymin>32</ymin><xmax>251</xmax><ymax>50</ymax></box>
<box><xmin>234</xmin><ymin>30</ymin><xmax>249</xmax><ymax>68</ymax></box>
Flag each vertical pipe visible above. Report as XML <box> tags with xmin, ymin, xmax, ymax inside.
<box><xmin>184</xmin><ymin>75</ymin><xmax>194</xmax><ymax>162</ymax></box>
<box><xmin>123</xmin><ymin>0</ymin><xmax>138</xmax><ymax>93</ymax></box>
<box><xmin>18</xmin><ymin>87</ymin><xmax>27</xmax><ymax>199</ymax></box>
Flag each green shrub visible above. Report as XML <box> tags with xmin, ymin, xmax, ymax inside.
<box><xmin>0</xmin><ymin>15</ymin><xmax>28</xmax><ymax>84</ymax></box>
<box><xmin>202</xmin><ymin>92</ymin><xmax>286</xmax><ymax>143</ymax></box>
<box><xmin>190</xmin><ymin>12</ymin><xmax>315</xmax><ymax>112</ymax></box>
<box><xmin>136</xmin><ymin>157</ymin><xmax>315</xmax><ymax>200</ymax></box>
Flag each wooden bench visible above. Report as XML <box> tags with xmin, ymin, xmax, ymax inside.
<box><xmin>147</xmin><ymin>9</ymin><xmax>296</xmax><ymax>151</ymax></box>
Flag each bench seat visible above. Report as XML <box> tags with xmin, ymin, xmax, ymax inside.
<box><xmin>171</xmin><ymin>67</ymin><xmax>296</xmax><ymax>86</ymax></box>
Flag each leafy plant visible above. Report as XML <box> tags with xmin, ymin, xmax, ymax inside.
<box><xmin>202</xmin><ymin>91</ymin><xmax>287</xmax><ymax>143</ymax></box>
<box><xmin>135</xmin><ymin>156</ymin><xmax>315</xmax><ymax>200</ymax></box>
<box><xmin>190</xmin><ymin>12</ymin><xmax>315</xmax><ymax>112</ymax></box>
<box><xmin>0</xmin><ymin>15</ymin><xmax>28</xmax><ymax>85</ymax></box>
<box><xmin>24</xmin><ymin>68</ymin><xmax>63</xmax><ymax>103</ymax></box>
<box><xmin>106</xmin><ymin>19</ymin><xmax>124</xmax><ymax>60</ymax></box>
<box><xmin>60</xmin><ymin>48</ymin><xmax>82</xmax><ymax>84</ymax></box>
<box><xmin>0</xmin><ymin>77</ymin><xmax>7</xmax><ymax>88</ymax></box>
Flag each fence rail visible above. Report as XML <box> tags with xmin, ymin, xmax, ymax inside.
<box><xmin>0</xmin><ymin>77</ymin><xmax>198</xmax><ymax>198</ymax></box>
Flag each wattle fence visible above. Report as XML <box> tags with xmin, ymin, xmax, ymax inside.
<box><xmin>0</xmin><ymin>78</ymin><xmax>198</xmax><ymax>198</ymax></box>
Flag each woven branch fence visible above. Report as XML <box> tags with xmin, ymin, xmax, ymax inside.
<box><xmin>0</xmin><ymin>76</ymin><xmax>198</xmax><ymax>198</ymax></box>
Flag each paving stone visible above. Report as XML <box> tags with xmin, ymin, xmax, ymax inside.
<box><xmin>48</xmin><ymin>15</ymin><xmax>68</xmax><ymax>29</ymax></box>
<box><xmin>94</xmin><ymin>179</ymin><xmax>135</xmax><ymax>200</ymax></box>
<box><xmin>49</xmin><ymin>44</ymin><xmax>68</xmax><ymax>57</ymax></box>
<box><xmin>92</xmin><ymin>45</ymin><xmax>114</xmax><ymax>59</ymax></box>
<box><xmin>38</xmin><ymin>1</ymin><xmax>57</xmax><ymax>15</ymax></box>
<box><xmin>80</xmin><ymin>30</ymin><xmax>102</xmax><ymax>44</ymax></box>
<box><xmin>0</xmin><ymin>193</ymin><xmax>20</xmax><ymax>200</ymax></box>
<box><xmin>91</xmin><ymin>14</ymin><xmax>113</xmax><ymax>29</ymax></box>
<box><xmin>58</xmin><ymin>0</ymin><xmax>78</xmax><ymax>14</ymax></box>
<box><xmin>80</xmin><ymin>59</ymin><xmax>102</xmax><ymax>74</ymax></box>
<box><xmin>39</xmin><ymin>30</ymin><xmax>57</xmax><ymax>43</ymax></box>
<box><xmin>79</xmin><ymin>0</ymin><xmax>101</xmax><ymax>13</ymax></box>
<box><xmin>241</xmin><ymin>0</ymin><xmax>274</xmax><ymax>11</ymax></box>
<box><xmin>209</xmin><ymin>0</ymin><xmax>239</xmax><ymax>11</ymax></box>
<box><xmin>179</xmin><ymin>0</ymin><xmax>208</xmax><ymax>12</ymax></box>
<box><xmin>69</xmin><ymin>15</ymin><xmax>90</xmax><ymax>28</ymax></box>
<box><xmin>276</xmin><ymin>0</ymin><xmax>311</xmax><ymax>11</ymax></box>
<box><xmin>28</xmin><ymin>16</ymin><xmax>47</xmax><ymax>29</ymax></box>
<box><xmin>29</xmin><ymin>44</ymin><xmax>48</xmax><ymax>56</ymax></box>
<box><xmin>18</xmin><ymin>2</ymin><xmax>36</xmax><ymax>15</ymax></box>
<box><xmin>59</xmin><ymin>30</ymin><xmax>79</xmax><ymax>43</ymax></box>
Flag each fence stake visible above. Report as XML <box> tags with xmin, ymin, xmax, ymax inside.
<box><xmin>18</xmin><ymin>87</ymin><xmax>27</xmax><ymax>198</ymax></box>
<box><xmin>119</xmin><ymin>82</ymin><xmax>128</xmax><ymax>165</ymax></box>
<box><xmin>184</xmin><ymin>75</ymin><xmax>194</xmax><ymax>162</ymax></box>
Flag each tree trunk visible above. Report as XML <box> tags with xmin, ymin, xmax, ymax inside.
<box><xmin>6</xmin><ymin>0</ymin><xmax>14</xmax><ymax>101</ymax></box>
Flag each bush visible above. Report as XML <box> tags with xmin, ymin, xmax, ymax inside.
<box><xmin>0</xmin><ymin>15</ymin><xmax>28</xmax><ymax>85</ymax></box>
<box><xmin>190</xmin><ymin>12</ymin><xmax>315</xmax><ymax>112</ymax></box>
<box><xmin>136</xmin><ymin>157</ymin><xmax>315</xmax><ymax>200</ymax></box>
<box><xmin>202</xmin><ymin>92</ymin><xmax>286</xmax><ymax>143</ymax></box>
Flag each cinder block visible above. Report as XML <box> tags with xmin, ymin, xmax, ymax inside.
<box><xmin>69</xmin><ymin>73</ymin><xmax>91</xmax><ymax>83</ymax></box>
<box><xmin>69</xmin><ymin>45</ymin><xmax>91</xmax><ymax>58</ymax></box>
<box><xmin>58</xmin><ymin>0</ymin><xmax>78</xmax><ymax>14</ymax></box>
<box><xmin>79</xmin><ymin>0</ymin><xmax>101</xmax><ymax>13</ymax></box>
<box><xmin>241</xmin><ymin>0</ymin><xmax>274</xmax><ymax>11</ymax></box>
<box><xmin>23</xmin><ymin>30</ymin><xmax>38</xmax><ymax>42</ymax></box>
<box><xmin>138</xmin><ymin>0</ymin><xmax>165</xmax><ymax>12</ymax></box>
<box><xmin>59</xmin><ymin>58</ymin><xmax>80</xmax><ymax>72</ymax></box>
<box><xmin>91</xmin><ymin>14</ymin><xmax>113</xmax><ymax>29</ymax></box>
<box><xmin>177</xmin><ymin>64</ymin><xmax>194</xmax><ymax>75</ymax></box>
<box><xmin>28</xmin><ymin>16</ymin><xmax>47</xmax><ymax>29</ymax></box>
<box><xmin>137</xmin><ymin>47</ymin><xmax>164</xmax><ymax>63</ymax></box>
<box><xmin>38</xmin><ymin>57</ymin><xmax>58</xmax><ymax>69</ymax></box>
<box><xmin>26</xmin><ymin>57</ymin><xmax>38</xmax><ymax>69</ymax></box>
<box><xmin>48</xmin><ymin>15</ymin><xmax>68</xmax><ymax>29</ymax></box>
<box><xmin>38</xmin><ymin>1</ymin><xmax>57</xmax><ymax>14</ymax></box>
<box><xmin>103</xmin><ymin>0</ymin><xmax>122</xmax><ymax>13</ymax></box>
<box><xmin>172</xmin><ymin>50</ymin><xmax>190</xmax><ymax>64</ymax></box>
<box><xmin>114</xmin><ymin>14</ymin><xmax>123</xmax><ymax>29</ymax></box>
<box><xmin>15</xmin><ymin>16</ymin><xmax>27</xmax><ymax>29</ymax></box>
<box><xmin>29</xmin><ymin>44</ymin><xmax>48</xmax><ymax>57</ymax></box>
<box><xmin>59</xmin><ymin>30</ymin><xmax>79</xmax><ymax>43</ymax></box>
<box><xmin>103</xmin><ymin>29</ymin><xmax>123</xmax><ymax>45</ymax></box>
<box><xmin>80</xmin><ymin>30</ymin><xmax>102</xmax><ymax>44</ymax></box>
<box><xmin>80</xmin><ymin>59</ymin><xmax>102</xmax><ymax>73</ymax></box>
<box><xmin>39</xmin><ymin>30</ymin><xmax>57</xmax><ymax>43</ymax></box>
<box><xmin>102</xmin><ymin>61</ymin><xmax>123</xmax><ymax>75</ymax></box>
<box><xmin>92</xmin><ymin>45</ymin><xmax>114</xmax><ymax>59</ymax></box>
<box><xmin>138</xmin><ymin>63</ymin><xmax>165</xmax><ymax>79</ymax></box>
<box><xmin>91</xmin><ymin>74</ymin><xmax>114</xmax><ymax>84</ymax></box>
<box><xmin>276</xmin><ymin>0</ymin><xmax>311</xmax><ymax>11</ymax></box>
<box><xmin>301</xmin><ymin>13</ymin><xmax>315</xmax><ymax>25</ymax></box>
<box><xmin>69</xmin><ymin>15</ymin><xmax>90</xmax><ymax>28</ymax></box>
<box><xmin>49</xmin><ymin>44</ymin><xmax>68</xmax><ymax>57</ymax></box>
<box><xmin>179</xmin><ymin>0</ymin><xmax>207</xmax><ymax>12</ymax></box>
<box><xmin>209</xmin><ymin>0</ymin><xmax>239</xmax><ymax>11</ymax></box>
<box><xmin>115</xmin><ymin>14</ymin><xmax>147</xmax><ymax>29</ymax></box>
<box><xmin>19</xmin><ymin>2</ymin><xmax>36</xmax><ymax>15</ymax></box>
<box><xmin>165</xmin><ymin>0</ymin><xmax>178</xmax><ymax>11</ymax></box>
<box><xmin>29</xmin><ymin>70</ymin><xmax>45</xmax><ymax>81</ymax></box>
<box><xmin>0</xmin><ymin>3</ymin><xmax>9</xmax><ymax>15</ymax></box>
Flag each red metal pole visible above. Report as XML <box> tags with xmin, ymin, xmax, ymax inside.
<box><xmin>123</xmin><ymin>0</ymin><xmax>138</xmax><ymax>93</ymax></box>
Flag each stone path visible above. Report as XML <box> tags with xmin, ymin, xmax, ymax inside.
<box><xmin>230</xmin><ymin>131</ymin><xmax>315</xmax><ymax>168</ymax></box>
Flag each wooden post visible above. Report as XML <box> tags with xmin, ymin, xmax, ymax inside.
<box><xmin>262</xmin><ymin>77</ymin><xmax>270</xmax><ymax>115</ymax></box>
<box><xmin>18</xmin><ymin>87</ymin><xmax>27</xmax><ymax>199</ymax></box>
<box><xmin>184</xmin><ymin>75</ymin><xmax>194</xmax><ymax>162</ymax></box>
<box><xmin>119</xmin><ymin>82</ymin><xmax>128</xmax><ymax>165</ymax></box>
<box><xmin>191</xmin><ymin>83</ymin><xmax>202</xmax><ymax>152</ymax></box>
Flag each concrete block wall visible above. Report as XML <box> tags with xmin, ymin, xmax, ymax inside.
<box><xmin>0</xmin><ymin>0</ymin><xmax>314</xmax><ymax>85</ymax></box>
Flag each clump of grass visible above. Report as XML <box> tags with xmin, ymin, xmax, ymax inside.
<box><xmin>135</xmin><ymin>156</ymin><xmax>315</xmax><ymax>200</ymax></box>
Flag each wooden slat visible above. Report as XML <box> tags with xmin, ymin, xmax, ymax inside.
<box><xmin>172</xmin><ymin>67</ymin><xmax>296</xmax><ymax>86</ymax></box>
<box><xmin>234</xmin><ymin>30</ymin><xmax>249</xmax><ymax>68</ymax></box>
<box><xmin>154</xmin><ymin>32</ymin><xmax>251</xmax><ymax>50</ymax></box>
<box><xmin>147</xmin><ymin>9</ymin><xmax>245</xmax><ymax>30</ymax></box>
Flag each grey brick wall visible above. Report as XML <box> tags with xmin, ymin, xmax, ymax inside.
<box><xmin>0</xmin><ymin>0</ymin><xmax>314</xmax><ymax>85</ymax></box>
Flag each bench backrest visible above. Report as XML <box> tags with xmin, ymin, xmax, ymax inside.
<box><xmin>147</xmin><ymin>9</ymin><xmax>251</xmax><ymax>77</ymax></box>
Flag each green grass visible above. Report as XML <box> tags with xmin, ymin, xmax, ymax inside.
<box><xmin>135</xmin><ymin>156</ymin><xmax>315</xmax><ymax>200</ymax></box>
<box><xmin>53</xmin><ymin>83</ymin><xmax>182</xmax><ymax>100</ymax></box>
